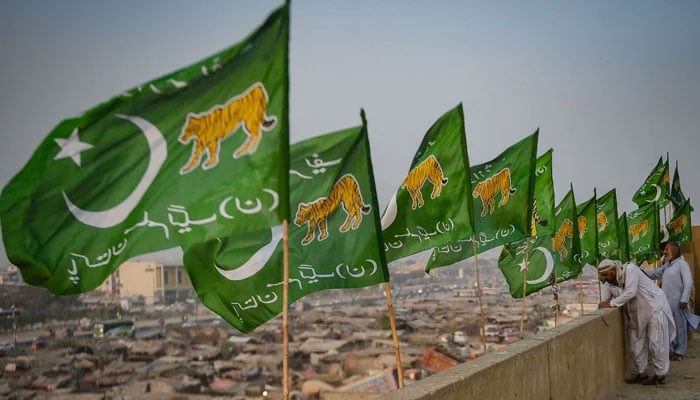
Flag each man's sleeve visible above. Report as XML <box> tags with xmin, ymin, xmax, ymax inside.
<box><xmin>680</xmin><ymin>260</ymin><xmax>693</xmax><ymax>303</ymax></box>
<box><xmin>611</xmin><ymin>268</ymin><xmax>639</xmax><ymax>307</ymax></box>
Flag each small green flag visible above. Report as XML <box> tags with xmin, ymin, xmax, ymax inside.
<box><xmin>627</xmin><ymin>203</ymin><xmax>659</xmax><ymax>264</ymax></box>
<box><xmin>670</xmin><ymin>161</ymin><xmax>694</xmax><ymax>212</ymax></box>
<box><xmin>550</xmin><ymin>188</ymin><xmax>582</xmax><ymax>281</ymax></box>
<box><xmin>381</xmin><ymin>104</ymin><xmax>474</xmax><ymax>263</ymax></box>
<box><xmin>427</xmin><ymin>130</ymin><xmax>538</xmax><ymax>271</ymax></box>
<box><xmin>667</xmin><ymin>198</ymin><xmax>692</xmax><ymax>244</ymax></box>
<box><xmin>531</xmin><ymin>149</ymin><xmax>555</xmax><ymax>237</ymax></box>
<box><xmin>618</xmin><ymin>212</ymin><xmax>630</xmax><ymax>263</ymax></box>
<box><xmin>575</xmin><ymin>193</ymin><xmax>598</xmax><ymax>266</ymax></box>
<box><xmin>184</xmin><ymin>114</ymin><xmax>390</xmax><ymax>333</ymax></box>
<box><xmin>0</xmin><ymin>5</ymin><xmax>290</xmax><ymax>294</ymax></box>
<box><xmin>596</xmin><ymin>189</ymin><xmax>619</xmax><ymax>261</ymax></box>
<box><xmin>632</xmin><ymin>156</ymin><xmax>668</xmax><ymax>207</ymax></box>
<box><xmin>498</xmin><ymin>235</ymin><xmax>554</xmax><ymax>298</ymax></box>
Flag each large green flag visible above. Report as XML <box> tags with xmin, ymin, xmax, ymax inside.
<box><xmin>498</xmin><ymin>187</ymin><xmax>580</xmax><ymax>298</ymax></box>
<box><xmin>632</xmin><ymin>156</ymin><xmax>668</xmax><ymax>207</ymax></box>
<box><xmin>427</xmin><ymin>130</ymin><xmax>538</xmax><ymax>271</ymax></box>
<box><xmin>667</xmin><ymin>198</ymin><xmax>692</xmax><ymax>244</ymax></box>
<box><xmin>183</xmin><ymin>114</ymin><xmax>390</xmax><ymax>333</ymax></box>
<box><xmin>575</xmin><ymin>193</ymin><xmax>598</xmax><ymax>266</ymax></box>
<box><xmin>531</xmin><ymin>149</ymin><xmax>555</xmax><ymax>237</ymax></box>
<box><xmin>670</xmin><ymin>161</ymin><xmax>694</xmax><ymax>212</ymax></box>
<box><xmin>0</xmin><ymin>6</ymin><xmax>290</xmax><ymax>294</ymax></box>
<box><xmin>596</xmin><ymin>189</ymin><xmax>619</xmax><ymax>261</ymax></box>
<box><xmin>618</xmin><ymin>212</ymin><xmax>630</xmax><ymax>263</ymax></box>
<box><xmin>381</xmin><ymin>104</ymin><xmax>474</xmax><ymax>263</ymax></box>
<box><xmin>627</xmin><ymin>203</ymin><xmax>659</xmax><ymax>264</ymax></box>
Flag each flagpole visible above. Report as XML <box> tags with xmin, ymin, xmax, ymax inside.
<box><xmin>383</xmin><ymin>282</ymin><xmax>405</xmax><ymax>388</ymax></box>
<box><xmin>552</xmin><ymin>268</ymin><xmax>559</xmax><ymax>327</ymax></box>
<box><xmin>578</xmin><ymin>273</ymin><xmax>584</xmax><ymax>317</ymax></box>
<box><xmin>520</xmin><ymin>238</ymin><xmax>531</xmax><ymax>338</ymax></box>
<box><xmin>472</xmin><ymin>237</ymin><xmax>487</xmax><ymax>352</ymax></box>
<box><xmin>596</xmin><ymin>260</ymin><xmax>602</xmax><ymax>303</ymax></box>
<box><xmin>282</xmin><ymin>220</ymin><xmax>290</xmax><ymax>400</ymax></box>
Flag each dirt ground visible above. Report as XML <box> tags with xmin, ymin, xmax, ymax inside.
<box><xmin>614</xmin><ymin>331</ymin><xmax>700</xmax><ymax>400</ymax></box>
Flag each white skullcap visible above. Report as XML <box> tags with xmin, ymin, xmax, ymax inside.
<box><xmin>597</xmin><ymin>259</ymin><xmax>621</xmax><ymax>273</ymax></box>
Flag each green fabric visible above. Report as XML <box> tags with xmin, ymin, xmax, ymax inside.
<box><xmin>382</xmin><ymin>104</ymin><xmax>474</xmax><ymax>263</ymax></box>
<box><xmin>575</xmin><ymin>194</ymin><xmax>598</xmax><ymax>266</ymax></box>
<box><xmin>632</xmin><ymin>156</ymin><xmax>668</xmax><ymax>207</ymax></box>
<box><xmin>667</xmin><ymin>198</ymin><xmax>692</xmax><ymax>244</ymax></box>
<box><xmin>183</xmin><ymin>116</ymin><xmax>389</xmax><ymax>333</ymax></box>
<box><xmin>531</xmin><ymin>149</ymin><xmax>555</xmax><ymax>237</ymax></box>
<box><xmin>549</xmin><ymin>188</ymin><xmax>582</xmax><ymax>281</ymax></box>
<box><xmin>670</xmin><ymin>161</ymin><xmax>694</xmax><ymax>212</ymax></box>
<box><xmin>618</xmin><ymin>212</ymin><xmax>630</xmax><ymax>263</ymax></box>
<box><xmin>0</xmin><ymin>6</ymin><xmax>290</xmax><ymax>294</ymax></box>
<box><xmin>427</xmin><ymin>130</ymin><xmax>538</xmax><ymax>271</ymax></box>
<box><xmin>627</xmin><ymin>203</ymin><xmax>659</xmax><ymax>264</ymax></box>
<box><xmin>596</xmin><ymin>189</ymin><xmax>619</xmax><ymax>261</ymax></box>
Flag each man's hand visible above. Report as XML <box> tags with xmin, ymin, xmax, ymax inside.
<box><xmin>598</xmin><ymin>301</ymin><xmax>612</xmax><ymax>309</ymax></box>
<box><xmin>680</xmin><ymin>302</ymin><xmax>688</xmax><ymax>310</ymax></box>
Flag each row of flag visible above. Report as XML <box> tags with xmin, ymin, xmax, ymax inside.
<box><xmin>0</xmin><ymin>4</ymin><xmax>693</xmax><ymax>333</ymax></box>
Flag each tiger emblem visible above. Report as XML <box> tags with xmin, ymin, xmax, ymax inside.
<box><xmin>662</xmin><ymin>170</ymin><xmax>670</xmax><ymax>186</ymax></box>
<box><xmin>577</xmin><ymin>216</ymin><xmax>588</xmax><ymax>239</ymax></box>
<box><xmin>401</xmin><ymin>155</ymin><xmax>448</xmax><ymax>209</ymax></box>
<box><xmin>551</xmin><ymin>219</ymin><xmax>574</xmax><ymax>262</ymax></box>
<box><xmin>668</xmin><ymin>215</ymin><xmax>688</xmax><ymax>234</ymax></box>
<box><xmin>629</xmin><ymin>219</ymin><xmax>649</xmax><ymax>242</ymax></box>
<box><xmin>179</xmin><ymin>82</ymin><xmax>277</xmax><ymax>174</ymax></box>
<box><xmin>472</xmin><ymin>168</ymin><xmax>516</xmax><ymax>217</ymax></box>
<box><xmin>294</xmin><ymin>174</ymin><xmax>370</xmax><ymax>245</ymax></box>
<box><xmin>530</xmin><ymin>198</ymin><xmax>548</xmax><ymax>237</ymax></box>
<box><xmin>597</xmin><ymin>212</ymin><xmax>608</xmax><ymax>232</ymax></box>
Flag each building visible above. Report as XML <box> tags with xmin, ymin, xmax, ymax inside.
<box><xmin>94</xmin><ymin>261</ymin><xmax>194</xmax><ymax>305</ymax></box>
<box><xmin>0</xmin><ymin>265</ymin><xmax>22</xmax><ymax>285</ymax></box>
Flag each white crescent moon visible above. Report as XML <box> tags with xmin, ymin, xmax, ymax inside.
<box><xmin>526</xmin><ymin>246</ymin><xmax>555</xmax><ymax>284</ymax></box>
<box><xmin>214</xmin><ymin>225</ymin><xmax>283</xmax><ymax>281</ymax></box>
<box><xmin>63</xmin><ymin>115</ymin><xmax>167</xmax><ymax>228</ymax></box>
<box><xmin>648</xmin><ymin>183</ymin><xmax>662</xmax><ymax>203</ymax></box>
<box><xmin>381</xmin><ymin>192</ymin><xmax>398</xmax><ymax>230</ymax></box>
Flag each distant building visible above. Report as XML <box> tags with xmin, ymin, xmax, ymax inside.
<box><xmin>0</xmin><ymin>265</ymin><xmax>22</xmax><ymax>285</ymax></box>
<box><xmin>93</xmin><ymin>261</ymin><xmax>194</xmax><ymax>304</ymax></box>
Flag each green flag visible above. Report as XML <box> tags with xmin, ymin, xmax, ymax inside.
<box><xmin>531</xmin><ymin>149</ymin><xmax>555</xmax><ymax>237</ymax></box>
<box><xmin>596</xmin><ymin>189</ymin><xmax>619</xmax><ymax>261</ymax></box>
<box><xmin>498</xmin><ymin>234</ymin><xmax>554</xmax><ymax>298</ymax></box>
<box><xmin>618</xmin><ymin>212</ymin><xmax>630</xmax><ymax>263</ymax></box>
<box><xmin>575</xmin><ymin>193</ymin><xmax>598</xmax><ymax>266</ymax></box>
<box><xmin>632</xmin><ymin>156</ymin><xmax>668</xmax><ymax>207</ymax></box>
<box><xmin>550</xmin><ymin>188</ymin><xmax>582</xmax><ymax>281</ymax></box>
<box><xmin>183</xmin><ymin>114</ymin><xmax>390</xmax><ymax>333</ymax></box>
<box><xmin>670</xmin><ymin>161</ymin><xmax>694</xmax><ymax>212</ymax></box>
<box><xmin>381</xmin><ymin>104</ymin><xmax>474</xmax><ymax>263</ymax></box>
<box><xmin>0</xmin><ymin>6</ymin><xmax>290</xmax><ymax>294</ymax></box>
<box><xmin>427</xmin><ymin>130</ymin><xmax>538</xmax><ymax>271</ymax></box>
<box><xmin>627</xmin><ymin>203</ymin><xmax>659</xmax><ymax>264</ymax></box>
<box><xmin>667</xmin><ymin>198</ymin><xmax>692</xmax><ymax>244</ymax></box>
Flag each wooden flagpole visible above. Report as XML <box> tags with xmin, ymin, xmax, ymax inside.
<box><xmin>552</xmin><ymin>268</ymin><xmax>559</xmax><ymax>327</ymax></box>
<box><xmin>519</xmin><ymin>238</ymin><xmax>531</xmax><ymax>338</ymax></box>
<box><xmin>282</xmin><ymin>220</ymin><xmax>290</xmax><ymax>400</ymax></box>
<box><xmin>578</xmin><ymin>273</ymin><xmax>584</xmax><ymax>316</ymax></box>
<box><xmin>472</xmin><ymin>238</ymin><xmax>487</xmax><ymax>351</ymax></box>
<box><xmin>384</xmin><ymin>282</ymin><xmax>404</xmax><ymax>388</ymax></box>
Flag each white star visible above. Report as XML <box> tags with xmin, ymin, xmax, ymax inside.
<box><xmin>54</xmin><ymin>128</ymin><xmax>94</xmax><ymax>166</ymax></box>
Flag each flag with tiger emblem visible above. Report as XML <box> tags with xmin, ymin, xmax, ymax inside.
<box><xmin>575</xmin><ymin>192</ymin><xmax>598</xmax><ymax>267</ymax></box>
<box><xmin>548</xmin><ymin>187</ymin><xmax>581</xmax><ymax>282</ymax></box>
<box><xmin>595</xmin><ymin>189</ymin><xmax>619</xmax><ymax>261</ymax></box>
<box><xmin>667</xmin><ymin>198</ymin><xmax>692</xmax><ymax>244</ymax></box>
<box><xmin>381</xmin><ymin>104</ymin><xmax>475</xmax><ymax>263</ymax></box>
<box><xmin>626</xmin><ymin>202</ymin><xmax>659</xmax><ymax>264</ymax></box>
<box><xmin>618</xmin><ymin>212</ymin><xmax>630</xmax><ymax>263</ymax></box>
<box><xmin>632</xmin><ymin>156</ymin><xmax>669</xmax><ymax>208</ymax></box>
<box><xmin>530</xmin><ymin>149</ymin><xmax>555</xmax><ymax>237</ymax></box>
<box><xmin>183</xmin><ymin>111</ymin><xmax>390</xmax><ymax>333</ymax></box>
<box><xmin>426</xmin><ymin>130</ymin><xmax>538</xmax><ymax>271</ymax></box>
<box><xmin>670</xmin><ymin>161</ymin><xmax>694</xmax><ymax>212</ymax></box>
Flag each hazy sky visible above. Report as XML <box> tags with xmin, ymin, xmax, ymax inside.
<box><xmin>1</xmin><ymin>0</ymin><xmax>699</xmax><ymax>267</ymax></box>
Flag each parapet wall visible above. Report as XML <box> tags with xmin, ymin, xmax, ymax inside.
<box><xmin>380</xmin><ymin>308</ymin><xmax>625</xmax><ymax>400</ymax></box>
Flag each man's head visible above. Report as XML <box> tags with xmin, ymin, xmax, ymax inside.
<box><xmin>663</xmin><ymin>241</ymin><xmax>681</xmax><ymax>261</ymax></box>
<box><xmin>598</xmin><ymin>259</ymin><xmax>622</xmax><ymax>286</ymax></box>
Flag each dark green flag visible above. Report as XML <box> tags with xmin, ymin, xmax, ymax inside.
<box><xmin>596</xmin><ymin>189</ymin><xmax>619</xmax><ymax>261</ymax></box>
<box><xmin>0</xmin><ymin>6</ymin><xmax>290</xmax><ymax>294</ymax></box>
<box><xmin>618</xmin><ymin>212</ymin><xmax>630</xmax><ymax>263</ymax></box>
<box><xmin>549</xmin><ymin>188</ymin><xmax>582</xmax><ymax>281</ymax></box>
<box><xmin>531</xmin><ymin>149</ymin><xmax>555</xmax><ymax>237</ymax></box>
<box><xmin>382</xmin><ymin>104</ymin><xmax>474</xmax><ymax>263</ymax></box>
<box><xmin>667</xmin><ymin>198</ymin><xmax>692</xmax><ymax>244</ymax></box>
<box><xmin>632</xmin><ymin>156</ymin><xmax>668</xmax><ymax>207</ymax></box>
<box><xmin>575</xmin><ymin>193</ymin><xmax>598</xmax><ymax>266</ymax></box>
<box><xmin>670</xmin><ymin>161</ymin><xmax>694</xmax><ymax>212</ymax></box>
<box><xmin>627</xmin><ymin>203</ymin><xmax>659</xmax><ymax>264</ymax></box>
<box><xmin>427</xmin><ymin>130</ymin><xmax>538</xmax><ymax>271</ymax></box>
<box><xmin>184</xmin><ymin>114</ymin><xmax>390</xmax><ymax>333</ymax></box>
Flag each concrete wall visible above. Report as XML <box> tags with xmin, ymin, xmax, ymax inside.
<box><xmin>379</xmin><ymin>308</ymin><xmax>625</xmax><ymax>400</ymax></box>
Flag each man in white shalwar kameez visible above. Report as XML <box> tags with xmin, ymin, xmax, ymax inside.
<box><xmin>598</xmin><ymin>259</ymin><xmax>675</xmax><ymax>385</ymax></box>
<box><xmin>642</xmin><ymin>241</ymin><xmax>694</xmax><ymax>361</ymax></box>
